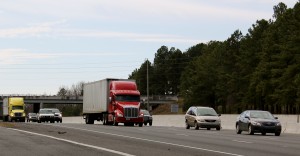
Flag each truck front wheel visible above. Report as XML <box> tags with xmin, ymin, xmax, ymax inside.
<box><xmin>113</xmin><ymin>116</ymin><xmax>118</xmax><ymax>126</ymax></box>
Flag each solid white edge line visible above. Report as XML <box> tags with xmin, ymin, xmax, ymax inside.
<box><xmin>8</xmin><ymin>128</ymin><xmax>135</xmax><ymax>156</ymax></box>
<box><xmin>50</xmin><ymin>124</ymin><xmax>244</xmax><ymax>156</ymax></box>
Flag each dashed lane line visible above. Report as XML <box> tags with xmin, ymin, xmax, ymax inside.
<box><xmin>49</xmin><ymin>124</ymin><xmax>245</xmax><ymax>156</ymax></box>
<box><xmin>8</xmin><ymin>128</ymin><xmax>135</xmax><ymax>156</ymax></box>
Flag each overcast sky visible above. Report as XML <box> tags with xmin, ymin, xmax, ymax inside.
<box><xmin>0</xmin><ymin>0</ymin><xmax>298</xmax><ymax>95</ymax></box>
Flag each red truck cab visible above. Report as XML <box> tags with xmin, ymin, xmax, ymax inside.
<box><xmin>108</xmin><ymin>81</ymin><xmax>144</xmax><ymax>126</ymax></box>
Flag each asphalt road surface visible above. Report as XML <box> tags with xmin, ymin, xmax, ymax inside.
<box><xmin>0</xmin><ymin>122</ymin><xmax>300</xmax><ymax>156</ymax></box>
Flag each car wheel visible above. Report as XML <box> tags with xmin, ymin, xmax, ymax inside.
<box><xmin>262</xmin><ymin>132</ymin><xmax>266</xmax><ymax>135</ymax></box>
<box><xmin>149</xmin><ymin>121</ymin><xmax>152</xmax><ymax>126</ymax></box>
<box><xmin>216</xmin><ymin>127</ymin><xmax>221</xmax><ymax>131</ymax></box>
<box><xmin>194</xmin><ymin>121</ymin><xmax>199</xmax><ymax>130</ymax></box>
<box><xmin>207</xmin><ymin>128</ymin><xmax>211</xmax><ymax>130</ymax></box>
<box><xmin>248</xmin><ymin>124</ymin><xmax>254</xmax><ymax>135</ymax></box>
<box><xmin>144</xmin><ymin>122</ymin><xmax>147</xmax><ymax>126</ymax></box>
<box><xmin>275</xmin><ymin>132</ymin><xmax>281</xmax><ymax>136</ymax></box>
<box><xmin>139</xmin><ymin>123</ymin><xmax>143</xmax><ymax>127</ymax></box>
<box><xmin>236</xmin><ymin>124</ymin><xmax>242</xmax><ymax>134</ymax></box>
<box><xmin>185</xmin><ymin>120</ymin><xmax>190</xmax><ymax>129</ymax></box>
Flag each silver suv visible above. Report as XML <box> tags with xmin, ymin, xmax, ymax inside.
<box><xmin>185</xmin><ymin>106</ymin><xmax>221</xmax><ymax>130</ymax></box>
<box><xmin>48</xmin><ymin>108</ymin><xmax>62</xmax><ymax>123</ymax></box>
<box><xmin>37</xmin><ymin>109</ymin><xmax>55</xmax><ymax>123</ymax></box>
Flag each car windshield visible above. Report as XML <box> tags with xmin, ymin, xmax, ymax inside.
<box><xmin>196</xmin><ymin>108</ymin><xmax>218</xmax><ymax>116</ymax></box>
<box><xmin>141</xmin><ymin>110</ymin><xmax>150</xmax><ymax>115</ymax></box>
<box><xmin>250</xmin><ymin>111</ymin><xmax>274</xmax><ymax>119</ymax></box>
<box><xmin>29</xmin><ymin>113</ymin><xmax>37</xmax><ymax>116</ymax></box>
<box><xmin>115</xmin><ymin>95</ymin><xmax>140</xmax><ymax>102</ymax></box>
<box><xmin>50</xmin><ymin>109</ymin><xmax>60</xmax><ymax>113</ymax></box>
<box><xmin>39</xmin><ymin>109</ymin><xmax>53</xmax><ymax>114</ymax></box>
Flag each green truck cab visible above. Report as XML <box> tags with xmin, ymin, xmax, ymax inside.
<box><xmin>2</xmin><ymin>97</ymin><xmax>26</xmax><ymax>122</ymax></box>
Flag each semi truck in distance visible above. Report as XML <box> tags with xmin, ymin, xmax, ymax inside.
<box><xmin>83</xmin><ymin>78</ymin><xmax>144</xmax><ymax>127</ymax></box>
<box><xmin>2</xmin><ymin>97</ymin><xmax>26</xmax><ymax>122</ymax></box>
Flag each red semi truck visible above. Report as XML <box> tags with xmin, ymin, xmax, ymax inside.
<box><xmin>83</xmin><ymin>78</ymin><xmax>144</xmax><ymax>127</ymax></box>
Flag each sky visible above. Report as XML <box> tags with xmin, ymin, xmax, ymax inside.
<box><xmin>0</xmin><ymin>0</ymin><xmax>298</xmax><ymax>95</ymax></box>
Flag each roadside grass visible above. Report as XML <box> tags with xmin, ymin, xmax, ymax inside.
<box><xmin>0</xmin><ymin>122</ymin><xmax>17</xmax><ymax>128</ymax></box>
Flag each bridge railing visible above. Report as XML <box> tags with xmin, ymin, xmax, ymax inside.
<box><xmin>140</xmin><ymin>95</ymin><xmax>178</xmax><ymax>101</ymax></box>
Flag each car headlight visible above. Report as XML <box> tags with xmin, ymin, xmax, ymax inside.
<box><xmin>23</xmin><ymin>113</ymin><xmax>26</xmax><ymax>116</ymax></box>
<box><xmin>197</xmin><ymin>119</ymin><xmax>205</xmax><ymax>122</ymax></box>
<box><xmin>251</xmin><ymin>121</ymin><xmax>261</xmax><ymax>126</ymax></box>
<box><xmin>11</xmin><ymin>113</ymin><xmax>15</xmax><ymax>117</ymax></box>
<box><xmin>276</xmin><ymin>122</ymin><xmax>281</xmax><ymax>126</ymax></box>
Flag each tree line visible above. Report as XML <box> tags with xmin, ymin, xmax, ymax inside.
<box><xmin>129</xmin><ymin>2</ymin><xmax>300</xmax><ymax>114</ymax></box>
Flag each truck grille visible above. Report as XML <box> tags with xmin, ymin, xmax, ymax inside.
<box><xmin>14</xmin><ymin>113</ymin><xmax>22</xmax><ymax>117</ymax></box>
<box><xmin>124</xmin><ymin>107</ymin><xmax>138</xmax><ymax>118</ymax></box>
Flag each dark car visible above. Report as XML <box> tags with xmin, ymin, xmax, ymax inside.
<box><xmin>27</xmin><ymin>113</ymin><xmax>37</xmax><ymax>122</ymax></box>
<box><xmin>141</xmin><ymin>109</ymin><xmax>152</xmax><ymax>126</ymax></box>
<box><xmin>47</xmin><ymin>108</ymin><xmax>62</xmax><ymax>123</ymax></box>
<box><xmin>236</xmin><ymin>110</ymin><xmax>281</xmax><ymax>136</ymax></box>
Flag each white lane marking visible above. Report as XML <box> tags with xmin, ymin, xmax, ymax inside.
<box><xmin>50</xmin><ymin>125</ymin><xmax>244</xmax><ymax>156</ymax></box>
<box><xmin>261</xmin><ymin>137</ymin><xmax>278</xmax><ymax>140</ymax></box>
<box><xmin>8</xmin><ymin>128</ymin><xmax>135</xmax><ymax>156</ymax></box>
<box><xmin>232</xmin><ymin>140</ymin><xmax>253</xmax><ymax>144</ymax></box>
<box><xmin>176</xmin><ymin>134</ymin><xmax>189</xmax><ymax>136</ymax></box>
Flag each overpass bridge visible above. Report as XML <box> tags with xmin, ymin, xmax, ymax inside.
<box><xmin>0</xmin><ymin>95</ymin><xmax>178</xmax><ymax>113</ymax></box>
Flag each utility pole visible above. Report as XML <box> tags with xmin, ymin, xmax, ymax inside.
<box><xmin>297</xmin><ymin>103</ymin><xmax>299</xmax><ymax>123</ymax></box>
<box><xmin>147</xmin><ymin>58</ymin><xmax>150</xmax><ymax>111</ymax></box>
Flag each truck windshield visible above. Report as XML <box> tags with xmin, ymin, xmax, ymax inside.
<box><xmin>12</xmin><ymin>106</ymin><xmax>23</xmax><ymax>110</ymax></box>
<box><xmin>115</xmin><ymin>95</ymin><xmax>140</xmax><ymax>102</ymax></box>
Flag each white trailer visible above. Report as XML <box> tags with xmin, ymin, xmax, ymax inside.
<box><xmin>83</xmin><ymin>79</ymin><xmax>110</xmax><ymax>114</ymax></box>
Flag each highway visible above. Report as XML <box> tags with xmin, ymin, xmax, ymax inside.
<box><xmin>1</xmin><ymin>122</ymin><xmax>300</xmax><ymax>156</ymax></box>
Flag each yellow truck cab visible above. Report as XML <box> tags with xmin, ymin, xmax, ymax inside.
<box><xmin>2</xmin><ymin>97</ymin><xmax>26</xmax><ymax>122</ymax></box>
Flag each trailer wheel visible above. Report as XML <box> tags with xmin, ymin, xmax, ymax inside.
<box><xmin>85</xmin><ymin>117</ymin><xmax>88</xmax><ymax>124</ymax></box>
<box><xmin>103</xmin><ymin>114</ymin><xmax>107</xmax><ymax>125</ymax></box>
<box><xmin>86</xmin><ymin>115</ymin><xmax>94</xmax><ymax>124</ymax></box>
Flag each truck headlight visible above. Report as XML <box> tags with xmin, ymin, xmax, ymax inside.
<box><xmin>117</xmin><ymin>113</ymin><xmax>123</xmax><ymax>117</ymax></box>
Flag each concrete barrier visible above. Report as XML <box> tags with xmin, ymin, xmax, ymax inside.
<box><xmin>62</xmin><ymin>114</ymin><xmax>300</xmax><ymax>134</ymax></box>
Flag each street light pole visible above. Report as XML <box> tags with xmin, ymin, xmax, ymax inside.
<box><xmin>147</xmin><ymin>58</ymin><xmax>149</xmax><ymax>111</ymax></box>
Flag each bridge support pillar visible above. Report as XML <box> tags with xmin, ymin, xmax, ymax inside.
<box><xmin>40</xmin><ymin>102</ymin><xmax>43</xmax><ymax>109</ymax></box>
